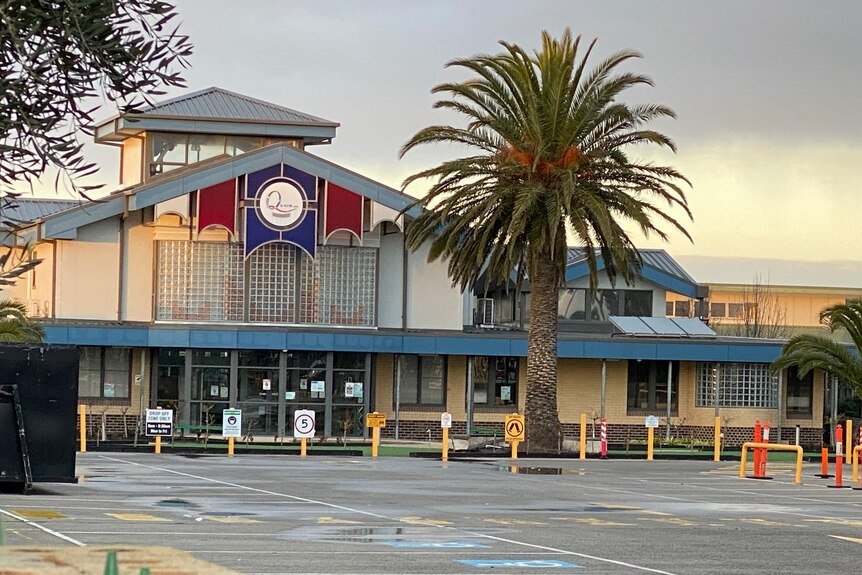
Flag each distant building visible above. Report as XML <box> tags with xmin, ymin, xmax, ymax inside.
<box><xmin>1</xmin><ymin>87</ymin><xmax>846</xmax><ymax>448</ymax></box>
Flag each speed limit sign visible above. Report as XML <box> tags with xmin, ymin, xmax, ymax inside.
<box><xmin>293</xmin><ymin>409</ymin><xmax>316</xmax><ymax>438</ymax></box>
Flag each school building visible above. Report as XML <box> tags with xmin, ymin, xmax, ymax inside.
<box><xmin>2</xmin><ymin>87</ymin><xmax>853</xmax><ymax>448</ymax></box>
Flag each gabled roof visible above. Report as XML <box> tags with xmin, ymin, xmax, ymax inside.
<box><xmin>14</xmin><ymin>143</ymin><xmax>420</xmax><ymax>242</ymax></box>
<box><xmin>565</xmin><ymin>248</ymin><xmax>705</xmax><ymax>299</ymax></box>
<box><xmin>95</xmin><ymin>87</ymin><xmax>339</xmax><ymax>144</ymax></box>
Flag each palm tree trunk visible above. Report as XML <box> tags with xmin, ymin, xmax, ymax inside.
<box><xmin>525</xmin><ymin>249</ymin><xmax>562</xmax><ymax>452</ymax></box>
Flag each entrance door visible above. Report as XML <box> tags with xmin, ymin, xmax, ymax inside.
<box><xmin>285</xmin><ymin>351</ymin><xmax>328</xmax><ymax>438</ymax></box>
<box><xmin>237</xmin><ymin>351</ymin><xmax>280</xmax><ymax>437</ymax></box>
<box><xmin>190</xmin><ymin>366</ymin><xmax>230</xmax><ymax>428</ymax></box>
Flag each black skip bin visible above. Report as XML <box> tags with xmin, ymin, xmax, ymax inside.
<box><xmin>0</xmin><ymin>344</ymin><xmax>79</xmax><ymax>491</ymax></box>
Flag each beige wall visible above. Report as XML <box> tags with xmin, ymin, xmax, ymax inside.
<box><xmin>55</xmin><ymin>218</ymin><xmax>121</xmax><ymax>320</ymax></box>
<box><xmin>123</xmin><ymin>211</ymin><xmax>154</xmax><ymax>321</ymax></box>
<box><xmin>405</xmin><ymin>241</ymin><xmax>463</xmax><ymax>330</ymax></box>
<box><xmin>121</xmin><ymin>137</ymin><xmax>144</xmax><ymax>187</ymax></box>
<box><xmin>80</xmin><ymin>348</ymin><xmax>150</xmax><ymax>418</ymax></box>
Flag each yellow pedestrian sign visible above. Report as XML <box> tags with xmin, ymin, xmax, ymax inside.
<box><xmin>505</xmin><ymin>413</ymin><xmax>525</xmax><ymax>442</ymax></box>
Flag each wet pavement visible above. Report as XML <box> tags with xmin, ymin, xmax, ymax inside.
<box><xmin>2</xmin><ymin>453</ymin><xmax>862</xmax><ymax>574</ymax></box>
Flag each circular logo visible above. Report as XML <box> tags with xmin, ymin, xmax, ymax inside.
<box><xmin>227</xmin><ymin>416</ymin><xmax>237</xmax><ymax>425</ymax></box>
<box><xmin>257</xmin><ymin>180</ymin><xmax>306</xmax><ymax>229</ymax></box>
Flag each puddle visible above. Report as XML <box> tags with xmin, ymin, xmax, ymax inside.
<box><xmin>157</xmin><ymin>498</ymin><xmax>196</xmax><ymax>508</ymax></box>
<box><xmin>200</xmin><ymin>511</ymin><xmax>256</xmax><ymax>517</ymax></box>
<box><xmin>280</xmin><ymin>526</ymin><xmax>410</xmax><ymax>544</ymax></box>
<box><xmin>505</xmin><ymin>466</ymin><xmax>574</xmax><ymax>475</ymax></box>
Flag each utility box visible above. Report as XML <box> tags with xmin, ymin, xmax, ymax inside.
<box><xmin>0</xmin><ymin>344</ymin><xmax>79</xmax><ymax>490</ymax></box>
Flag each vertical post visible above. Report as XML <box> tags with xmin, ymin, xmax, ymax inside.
<box><xmin>752</xmin><ymin>421</ymin><xmax>762</xmax><ymax>477</ymax></box>
<box><xmin>442</xmin><ymin>427</ymin><xmax>449</xmax><ymax>462</ymax></box>
<box><xmin>600</xmin><ymin>360</ymin><xmax>606</xmax><ymax>420</ymax></box>
<box><xmin>300</xmin><ymin>437</ymin><xmax>307</xmax><ymax>458</ymax></box>
<box><xmin>795</xmin><ymin>425</ymin><xmax>800</xmax><ymax>446</ymax></box>
<box><xmin>776</xmin><ymin>368</ymin><xmax>783</xmax><ymax>444</ymax></box>
<box><xmin>647</xmin><ymin>426</ymin><xmax>654</xmax><ymax>461</ymax></box>
<box><xmin>372</xmin><ymin>426</ymin><xmax>379</xmax><ymax>458</ymax></box>
<box><xmin>511</xmin><ymin>439</ymin><xmax>518</xmax><ymax>460</ymax></box>
<box><xmin>579</xmin><ymin>413</ymin><xmax>587</xmax><ymax>460</ymax></box>
<box><xmin>465</xmin><ymin>357</ymin><xmax>474</xmax><ymax>435</ymax></box>
<box><xmin>155</xmin><ymin>435</ymin><xmax>161</xmax><ymax>455</ymax></box>
<box><xmin>394</xmin><ymin>356</ymin><xmax>402</xmax><ymax>441</ymax></box>
<box><xmin>666</xmin><ymin>361</ymin><xmax>673</xmax><ymax>441</ymax></box>
<box><xmin>79</xmin><ymin>404</ymin><xmax>87</xmax><ymax>453</ymax></box>
<box><xmin>713</xmin><ymin>416</ymin><xmax>721</xmax><ymax>462</ymax></box>
<box><xmin>104</xmin><ymin>549</ymin><xmax>119</xmax><ymax>575</ymax></box>
<box><xmin>846</xmin><ymin>420</ymin><xmax>853</xmax><ymax>463</ymax></box>
<box><xmin>600</xmin><ymin>418</ymin><xmax>608</xmax><ymax>459</ymax></box>
<box><xmin>818</xmin><ymin>447</ymin><xmax>830</xmax><ymax>478</ymax></box>
<box><xmin>228</xmin><ymin>436</ymin><xmax>234</xmax><ymax>458</ymax></box>
<box><xmin>757</xmin><ymin>421</ymin><xmax>770</xmax><ymax>477</ymax></box>
<box><xmin>832</xmin><ymin>423</ymin><xmax>845</xmax><ymax>488</ymax></box>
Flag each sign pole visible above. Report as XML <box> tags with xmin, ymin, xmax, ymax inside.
<box><xmin>440</xmin><ymin>412</ymin><xmax>452</xmax><ymax>462</ymax></box>
<box><xmin>442</xmin><ymin>427</ymin><xmax>449</xmax><ymax>462</ymax></box>
<box><xmin>155</xmin><ymin>435</ymin><xmax>161</xmax><ymax>454</ymax></box>
<box><xmin>372</xmin><ymin>426</ymin><xmax>380</xmax><ymax>458</ymax></box>
<box><xmin>579</xmin><ymin>413</ymin><xmax>587</xmax><ymax>460</ymax></box>
<box><xmin>228</xmin><ymin>436</ymin><xmax>234</xmax><ymax>458</ymax></box>
<box><xmin>300</xmin><ymin>437</ymin><xmax>307</xmax><ymax>457</ymax></box>
<box><xmin>647</xmin><ymin>427</ymin><xmax>654</xmax><ymax>461</ymax></box>
<box><xmin>511</xmin><ymin>439</ymin><xmax>518</xmax><ymax>460</ymax></box>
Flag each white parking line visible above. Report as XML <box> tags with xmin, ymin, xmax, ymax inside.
<box><xmin>0</xmin><ymin>508</ymin><xmax>85</xmax><ymax>546</ymax></box>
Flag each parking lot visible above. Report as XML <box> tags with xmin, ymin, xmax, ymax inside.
<box><xmin>3</xmin><ymin>453</ymin><xmax>862</xmax><ymax>574</ymax></box>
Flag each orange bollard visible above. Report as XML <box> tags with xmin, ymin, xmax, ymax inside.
<box><xmin>817</xmin><ymin>447</ymin><xmax>831</xmax><ymax>478</ymax></box>
<box><xmin>829</xmin><ymin>423</ymin><xmax>849</xmax><ymax>489</ymax></box>
<box><xmin>756</xmin><ymin>421</ymin><xmax>771</xmax><ymax>478</ymax></box>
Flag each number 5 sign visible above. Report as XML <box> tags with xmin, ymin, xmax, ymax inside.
<box><xmin>294</xmin><ymin>409</ymin><xmax>316</xmax><ymax>438</ymax></box>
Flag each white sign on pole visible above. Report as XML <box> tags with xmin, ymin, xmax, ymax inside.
<box><xmin>222</xmin><ymin>409</ymin><xmax>242</xmax><ymax>437</ymax></box>
<box><xmin>294</xmin><ymin>409</ymin><xmax>316</xmax><ymax>438</ymax></box>
<box><xmin>645</xmin><ymin>416</ymin><xmax>660</xmax><ymax>428</ymax></box>
<box><xmin>441</xmin><ymin>412</ymin><xmax>452</xmax><ymax>429</ymax></box>
<box><xmin>145</xmin><ymin>408</ymin><xmax>173</xmax><ymax>436</ymax></box>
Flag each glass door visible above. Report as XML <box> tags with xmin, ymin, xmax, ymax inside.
<box><xmin>238</xmin><ymin>351</ymin><xmax>280</xmax><ymax>437</ymax></box>
<box><xmin>331</xmin><ymin>352</ymin><xmax>369</xmax><ymax>439</ymax></box>
<box><xmin>285</xmin><ymin>351</ymin><xmax>328</xmax><ymax>438</ymax></box>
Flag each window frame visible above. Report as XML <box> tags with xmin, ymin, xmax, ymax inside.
<box><xmin>395</xmin><ymin>355</ymin><xmax>447</xmax><ymax>409</ymax></box>
<box><xmin>785</xmin><ymin>366</ymin><xmax>814</xmax><ymax>418</ymax></box>
<box><xmin>78</xmin><ymin>346</ymin><xmax>132</xmax><ymax>405</ymax></box>
<box><xmin>470</xmin><ymin>356</ymin><xmax>519</xmax><ymax>411</ymax></box>
<box><xmin>626</xmin><ymin>360</ymin><xmax>679</xmax><ymax>416</ymax></box>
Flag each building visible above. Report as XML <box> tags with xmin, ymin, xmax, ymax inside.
<box><xmin>0</xmin><ymin>87</ymin><xmax>836</xmax><ymax>447</ymax></box>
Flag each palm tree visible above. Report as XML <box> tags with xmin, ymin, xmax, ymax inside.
<box><xmin>400</xmin><ymin>30</ymin><xmax>691</xmax><ymax>451</ymax></box>
<box><xmin>0</xmin><ymin>299</ymin><xmax>44</xmax><ymax>343</ymax></box>
<box><xmin>772</xmin><ymin>300</ymin><xmax>862</xmax><ymax>399</ymax></box>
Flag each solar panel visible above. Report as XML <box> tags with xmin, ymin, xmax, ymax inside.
<box><xmin>608</xmin><ymin>316</ymin><xmax>655</xmax><ymax>335</ymax></box>
<box><xmin>641</xmin><ymin>317</ymin><xmax>688</xmax><ymax>335</ymax></box>
<box><xmin>671</xmin><ymin>317</ymin><xmax>716</xmax><ymax>336</ymax></box>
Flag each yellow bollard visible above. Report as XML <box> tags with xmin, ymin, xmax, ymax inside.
<box><xmin>511</xmin><ymin>439</ymin><xmax>519</xmax><ymax>460</ymax></box>
<box><xmin>300</xmin><ymin>437</ymin><xmax>307</xmax><ymax>458</ymax></box>
<box><xmin>579</xmin><ymin>413</ymin><xmax>587</xmax><ymax>460</ymax></box>
<box><xmin>846</xmin><ymin>420</ymin><xmax>853</xmax><ymax>463</ymax></box>
<box><xmin>228</xmin><ymin>436</ymin><xmax>234</xmax><ymax>458</ymax></box>
<box><xmin>442</xmin><ymin>427</ymin><xmax>449</xmax><ymax>462</ymax></box>
<box><xmin>647</xmin><ymin>426</ymin><xmax>654</xmax><ymax>461</ymax></box>
<box><xmin>155</xmin><ymin>435</ymin><xmax>161</xmax><ymax>454</ymax></box>
<box><xmin>371</xmin><ymin>426</ymin><xmax>379</xmax><ymax>458</ymax></box>
<box><xmin>78</xmin><ymin>404</ymin><xmax>87</xmax><ymax>453</ymax></box>
<box><xmin>713</xmin><ymin>416</ymin><xmax>721</xmax><ymax>462</ymax></box>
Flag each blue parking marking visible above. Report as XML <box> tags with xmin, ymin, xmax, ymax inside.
<box><xmin>458</xmin><ymin>559</ymin><xmax>583</xmax><ymax>568</ymax></box>
<box><xmin>385</xmin><ymin>541</ymin><xmax>490</xmax><ymax>548</ymax></box>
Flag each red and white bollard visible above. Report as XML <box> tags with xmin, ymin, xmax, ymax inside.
<box><xmin>600</xmin><ymin>418</ymin><xmax>608</xmax><ymax>459</ymax></box>
<box><xmin>857</xmin><ymin>424</ymin><xmax>862</xmax><ymax>447</ymax></box>
<box><xmin>756</xmin><ymin>421</ymin><xmax>770</xmax><ymax>478</ymax></box>
<box><xmin>752</xmin><ymin>420</ymin><xmax>763</xmax><ymax>478</ymax></box>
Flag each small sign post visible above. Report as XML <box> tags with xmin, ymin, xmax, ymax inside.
<box><xmin>505</xmin><ymin>413</ymin><xmax>525</xmax><ymax>460</ymax></box>
<box><xmin>440</xmin><ymin>412</ymin><xmax>452</xmax><ymax>462</ymax></box>
<box><xmin>366</xmin><ymin>412</ymin><xmax>386</xmax><ymax>458</ymax></box>
<box><xmin>293</xmin><ymin>409</ymin><xmax>316</xmax><ymax>457</ymax></box>
<box><xmin>146</xmin><ymin>408</ymin><xmax>173</xmax><ymax>454</ymax></box>
<box><xmin>645</xmin><ymin>416</ymin><xmax>660</xmax><ymax>461</ymax></box>
<box><xmin>222</xmin><ymin>408</ymin><xmax>242</xmax><ymax>457</ymax></box>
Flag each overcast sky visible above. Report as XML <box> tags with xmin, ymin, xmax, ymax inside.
<box><xmin>28</xmin><ymin>0</ymin><xmax>862</xmax><ymax>286</ymax></box>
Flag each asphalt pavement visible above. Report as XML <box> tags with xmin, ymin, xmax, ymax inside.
<box><xmin>2</xmin><ymin>452</ymin><xmax>862</xmax><ymax>574</ymax></box>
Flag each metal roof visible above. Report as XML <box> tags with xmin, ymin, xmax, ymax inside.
<box><xmin>134</xmin><ymin>87</ymin><xmax>338</xmax><ymax>126</ymax></box>
<box><xmin>1</xmin><ymin>198</ymin><xmax>79</xmax><ymax>227</ymax></box>
<box><xmin>567</xmin><ymin>247</ymin><xmax>698</xmax><ymax>284</ymax></box>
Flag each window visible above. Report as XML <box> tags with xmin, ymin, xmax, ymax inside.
<box><xmin>472</xmin><ymin>356</ymin><xmax>518</xmax><ymax>408</ymax></box>
<box><xmin>590</xmin><ymin>289</ymin><xmax>652</xmax><ymax>320</ymax></box>
<box><xmin>558</xmin><ymin>289</ymin><xmax>587</xmax><ymax>320</ymax></box>
<box><xmin>674</xmin><ymin>300</ymin><xmax>691</xmax><ymax>318</ymax></box>
<box><xmin>785</xmin><ymin>366</ymin><xmax>813</xmax><ymax>417</ymax></box>
<box><xmin>627</xmin><ymin>360</ymin><xmax>678</xmax><ymax>415</ymax></box>
<box><xmin>397</xmin><ymin>355</ymin><xmax>445</xmax><ymax>406</ymax></box>
<box><xmin>727</xmin><ymin>303</ymin><xmax>743</xmax><ymax>318</ymax></box>
<box><xmin>710</xmin><ymin>302</ymin><xmax>726</xmax><ymax>318</ymax></box>
<box><xmin>665</xmin><ymin>301</ymin><xmax>674</xmax><ymax>316</ymax></box>
<box><xmin>696</xmin><ymin>363</ymin><xmax>778</xmax><ymax>408</ymax></box>
<box><xmin>156</xmin><ymin>348</ymin><xmax>184</xmax><ymax>403</ymax></box>
<box><xmin>78</xmin><ymin>347</ymin><xmax>131</xmax><ymax>401</ymax></box>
